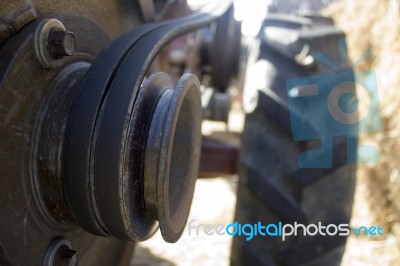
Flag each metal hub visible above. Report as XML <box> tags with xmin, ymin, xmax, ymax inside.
<box><xmin>38</xmin><ymin>20</ymin><xmax>203</xmax><ymax>242</ymax></box>
<box><xmin>1</xmin><ymin>14</ymin><xmax>204</xmax><ymax>246</ymax></box>
<box><xmin>43</xmin><ymin>238</ymin><xmax>78</xmax><ymax>266</ymax></box>
<box><xmin>0</xmin><ymin>16</ymin><xmax>131</xmax><ymax>265</ymax></box>
<box><xmin>0</xmin><ymin>1</ymin><xmax>232</xmax><ymax>263</ymax></box>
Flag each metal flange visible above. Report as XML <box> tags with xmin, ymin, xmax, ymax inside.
<box><xmin>65</xmin><ymin>71</ymin><xmax>201</xmax><ymax>242</ymax></box>
<box><xmin>0</xmin><ymin>15</ymin><xmax>134</xmax><ymax>265</ymax></box>
<box><xmin>143</xmin><ymin>73</ymin><xmax>201</xmax><ymax>242</ymax></box>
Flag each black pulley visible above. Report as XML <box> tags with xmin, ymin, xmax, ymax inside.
<box><xmin>65</xmin><ymin>71</ymin><xmax>201</xmax><ymax>243</ymax></box>
<box><xmin>143</xmin><ymin>73</ymin><xmax>201</xmax><ymax>242</ymax></box>
<box><xmin>211</xmin><ymin>5</ymin><xmax>241</xmax><ymax>92</ymax></box>
<box><xmin>63</xmin><ymin>1</ymin><xmax>230</xmax><ymax>242</ymax></box>
<box><xmin>0</xmin><ymin>0</ymin><xmax>232</xmax><ymax>264</ymax></box>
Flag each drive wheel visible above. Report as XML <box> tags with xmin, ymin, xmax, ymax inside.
<box><xmin>0</xmin><ymin>16</ymin><xmax>133</xmax><ymax>266</ymax></box>
<box><xmin>231</xmin><ymin>24</ymin><xmax>357</xmax><ymax>266</ymax></box>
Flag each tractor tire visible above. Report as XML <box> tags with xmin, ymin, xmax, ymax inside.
<box><xmin>231</xmin><ymin>106</ymin><xmax>356</xmax><ymax>266</ymax></box>
<box><xmin>231</xmin><ymin>14</ymin><xmax>357</xmax><ymax>266</ymax></box>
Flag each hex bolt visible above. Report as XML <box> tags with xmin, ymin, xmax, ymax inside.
<box><xmin>48</xmin><ymin>30</ymin><xmax>76</xmax><ymax>58</ymax></box>
<box><xmin>58</xmin><ymin>248</ymin><xmax>78</xmax><ymax>266</ymax></box>
<box><xmin>43</xmin><ymin>238</ymin><xmax>78</xmax><ymax>266</ymax></box>
<box><xmin>34</xmin><ymin>19</ymin><xmax>77</xmax><ymax>67</ymax></box>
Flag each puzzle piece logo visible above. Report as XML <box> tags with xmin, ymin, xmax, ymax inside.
<box><xmin>286</xmin><ymin>40</ymin><xmax>381</xmax><ymax>168</ymax></box>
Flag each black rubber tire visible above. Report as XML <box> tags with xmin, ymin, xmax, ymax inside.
<box><xmin>231</xmin><ymin>107</ymin><xmax>356</xmax><ymax>266</ymax></box>
<box><xmin>231</xmin><ymin>22</ymin><xmax>357</xmax><ymax>266</ymax></box>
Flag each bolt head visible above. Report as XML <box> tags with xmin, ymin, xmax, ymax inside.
<box><xmin>59</xmin><ymin>248</ymin><xmax>78</xmax><ymax>266</ymax></box>
<box><xmin>49</xmin><ymin>30</ymin><xmax>76</xmax><ymax>58</ymax></box>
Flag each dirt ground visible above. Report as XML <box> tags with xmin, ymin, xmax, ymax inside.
<box><xmin>131</xmin><ymin>177</ymin><xmax>237</xmax><ymax>266</ymax></box>
<box><xmin>131</xmin><ymin>174</ymin><xmax>400</xmax><ymax>265</ymax></box>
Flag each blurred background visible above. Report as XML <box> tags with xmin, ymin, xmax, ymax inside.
<box><xmin>131</xmin><ymin>0</ymin><xmax>400</xmax><ymax>265</ymax></box>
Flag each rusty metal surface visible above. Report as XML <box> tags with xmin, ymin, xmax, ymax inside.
<box><xmin>33</xmin><ymin>0</ymin><xmax>143</xmax><ymax>37</ymax></box>
<box><xmin>0</xmin><ymin>0</ymin><xmax>143</xmax><ymax>47</ymax></box>
<box><xmin>0</xmin><ymin>0</ymin><xmax>36</xmax><ymax>46</ymax></box>
<box><xmin>0</xmin><ymin>15</ymin><xmax>133</xmax><ymax>265</ymax></box>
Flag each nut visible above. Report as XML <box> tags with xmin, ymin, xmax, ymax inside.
<box><xmin>49</xmin><ymin>30</ymin><xmax>76</xmax><ymax>58</ymax></box>
<box><xmin>58</xmin><ymin>248</ymin><xmax>78</xmax><ymax>266</ymax></box>
<box><xmin>34</xmin><ymin>19</ymin><xmax>76</xmax><ymax>68</ymax></box>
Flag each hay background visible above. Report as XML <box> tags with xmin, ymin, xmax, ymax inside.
<box><xmin>326</xmin><ymin>0</ymin><xmax>400</xmax><ymax>264</ymax></box>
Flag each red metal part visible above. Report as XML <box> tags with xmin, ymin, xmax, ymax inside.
<box><xmin>199</xmin><ymin>136</ymin><xmax>239</xmax><ymax>177</ymax></box>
